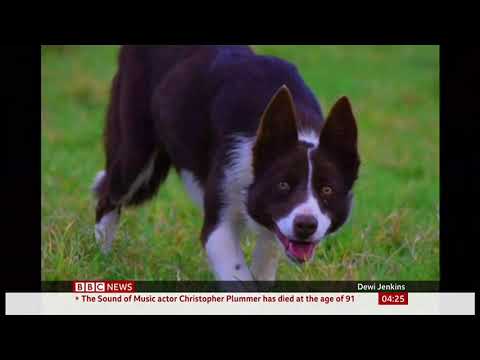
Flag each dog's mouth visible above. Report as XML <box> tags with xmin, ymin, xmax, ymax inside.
<box><xmin>273</xmin><ymin>225</ymin><xmax>316</xmax><ymax>264</ymax></box>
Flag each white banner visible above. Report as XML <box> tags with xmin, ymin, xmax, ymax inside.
<box><xmin>5</xmin><ymin>292</ymin><xmax>475</xmax><ymax>315</ymax></box>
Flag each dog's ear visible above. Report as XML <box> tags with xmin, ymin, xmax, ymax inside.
<box><xmin>253</xmin><ymin>85</ymin><xmax>299</xmax><ymax>175</ymax></box>
<box><xmin>320</xmin><ymin>96</ymin><xmax>360</xmax><ymax>183</ymax></box>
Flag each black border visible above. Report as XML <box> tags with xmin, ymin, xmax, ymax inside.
<box><xmin>439</xmin><ymin>45</ymin><xmax>478</xmax><ymax>292</ymax></box>
<box><xmin>6</xmin><ymin>45</ymin><xmax>41</xmax><ymax>293</ymax></box>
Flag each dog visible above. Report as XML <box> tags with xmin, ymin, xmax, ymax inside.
<box><xmin>93</xmin><ymin>45</ymin><xmax>360</xmax><ymax>281</ymax></box>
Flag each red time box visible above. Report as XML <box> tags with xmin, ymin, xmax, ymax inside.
<box><xmin>378</xmin><ymin>292</ymin><xmax>409</xmax><ymax>305</ymax></box>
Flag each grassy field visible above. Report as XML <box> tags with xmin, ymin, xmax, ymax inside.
<box><xmin>41</xmin><ymin>45</ymin><xmax>439</xmax><ymax>281</ymax></box>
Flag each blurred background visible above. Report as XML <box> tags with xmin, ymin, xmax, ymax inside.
<box><xmin>41</xmin><ymin>45</ymin><xmax>439</xmax><ymax>280</ymax></box>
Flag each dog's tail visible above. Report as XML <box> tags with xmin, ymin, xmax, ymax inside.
<box><xmin>94</xmin><ymin>46</ymin><xmax>172</xmax><ymax>209</ymax></box>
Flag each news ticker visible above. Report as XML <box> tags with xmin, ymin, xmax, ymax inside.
<box><xmin>4</xmin><ymin>281</ymin><xmax>475</xmax><ymax>315</ymax></box>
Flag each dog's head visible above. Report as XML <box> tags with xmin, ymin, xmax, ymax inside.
<box><xmin>246</xmin><ymin>85</ymin><xmax>360</xmax><ymax>264</ymax></box>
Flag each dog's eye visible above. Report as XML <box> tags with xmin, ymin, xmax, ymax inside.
<box><xmin>321</xmin><ymin>186</ymin><xmax>333</xmax><ymax>196</ymax></box>
<box><xmin>277</xmin><ymin>182</ymin><xmax>291</xmax><ymax>193</ymax></box>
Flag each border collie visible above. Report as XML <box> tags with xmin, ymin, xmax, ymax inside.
<box><xmin>93</xmin><ymin>45</ymin><xmax>360</xmax><ymax>281</ymax></box>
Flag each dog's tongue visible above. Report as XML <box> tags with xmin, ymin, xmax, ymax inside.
<box><xmin>288</xmin><ymin>242</ymin><xmax>315</xmax><ymax>262</ymax></box>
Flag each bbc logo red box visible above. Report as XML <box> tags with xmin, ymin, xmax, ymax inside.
<box><xmin>378</xmin><ymin>292</ymin><xmax>408</xmax><ymax>305</ymax></box>
<box><xmin>72</xmin><ymin>281</ymin><xmax>136</xmax><ymax>293</ymax></box>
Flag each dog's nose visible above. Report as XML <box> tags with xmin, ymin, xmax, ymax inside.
<box><xmin>294</xmin><ymin>215</ymin><xmax>318</xmax><ymax>239</ymax></box>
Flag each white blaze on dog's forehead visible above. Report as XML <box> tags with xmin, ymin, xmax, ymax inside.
<box><xmin>180</xmin><ymin>170</ymin><xmax>204</xmax><ymax>209</ymax></box>
<box><xmin>276</xmin><ymin>143</ymin><xmax>331</xmax><ymax>242</ymax></box>
<box><xmin>298</xmin><ymin>129</ymin><xmax>319</xmax><ymax>148</ymax></box>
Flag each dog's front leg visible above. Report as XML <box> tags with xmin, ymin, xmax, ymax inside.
<box><xmin>251</xmin><ymin>229</ymin><xmax>281</xmax><ymax>281</ymax></box>
<box><xmin>204</xmin><ymin>221</ymin><xmax>253</xmax><ymax>282</ymax></box>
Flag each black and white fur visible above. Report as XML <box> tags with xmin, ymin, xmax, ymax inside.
<box><xmin>93</xmin><ymin>46</ymin><xmax>360</xmax><ymax>281</ymax></box>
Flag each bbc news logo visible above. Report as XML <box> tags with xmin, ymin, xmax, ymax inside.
<box><xmin>73</xmin><ymin>281</ymin><xmax>136</xmax><ymax>293</ymax></box>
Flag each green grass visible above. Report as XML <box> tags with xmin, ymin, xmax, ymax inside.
<box><xmin>41</xmin><ymin>45</ymin><xmax>439</xmax><ymax>281</ymax></box>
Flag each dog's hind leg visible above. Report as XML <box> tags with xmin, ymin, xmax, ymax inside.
<box><xmin>92</xmin><ymin>47</ymin><xmax>171</xmax><ymax>254</ymax></box>
<box><xmin>92</xmin><ymin>69</ymin><xmax>124</xmax><ymax>254</ymax></box>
